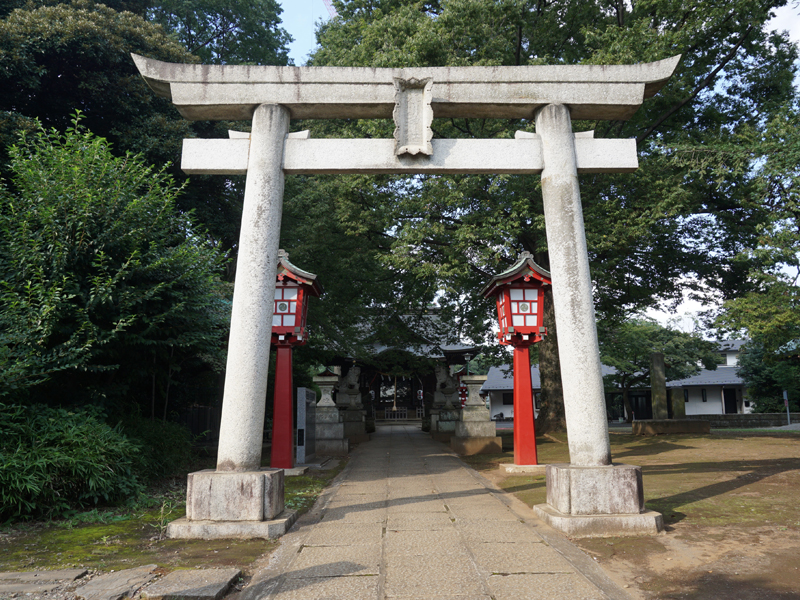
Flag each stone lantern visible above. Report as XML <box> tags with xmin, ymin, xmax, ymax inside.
<box><xmin>271</xmin><ymin>250</ymin><xmax>322</xmax><ymax>469</ymax></box>
<box><xmin>482</xmin><ymin>252</ymin><xmax>551</xmax><ymax>466</ymax></box>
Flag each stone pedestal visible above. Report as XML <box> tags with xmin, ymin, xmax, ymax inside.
<box><xmin>315</xmin><ymin>406</ymin><xmax>349</xmax><ymax>456</ymax></box>
<box><xmin>533</xmin><ymin>464</ymin><xmax>663</xmax><ymax>538</ymax></box>
<box><xmin>451</xmin><ymin>375</ymin><xmax>501</xmax><ymax>455</ymax></box>
<box><xmin>431</xmin><ymin>408</ymin><xmax>461</xmax><ymax>442</ymax></box>
<box><xmin>167</xmin><ymin>468</ymin><xmax>295</xmax><ymax>540</ymax></box>
<box><xmin>342</xmin><ymin>408</ymin><xmax>369</xmax><ymax>444</ymax></box>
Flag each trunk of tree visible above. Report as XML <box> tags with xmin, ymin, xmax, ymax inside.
<box><xmin>536</xmin><ymin>284</ymin><xmax>566</xmax><ymax>433</ymax></box>
<box><xmin>623</xmin><ymin>386</ymin><xmax>633</xmax><ymax>423</ymax></box>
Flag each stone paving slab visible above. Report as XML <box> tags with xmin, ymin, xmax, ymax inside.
<box><xmin>384</xmin><ymin>563</ymin><xmax>486</xmax><ymax>597</ymax></box>
<box><xmin>273</xmin><ymin>575</ymin><xmax>379</xmax><ymax>599</ymax></box>
<box><xmin>458</xmin><ymin>521</ymin><xmax>543</xmax><ymax>544</ymax></box>
<box><xmin>76</xmin><ymin>564</ymin><xmax>157</xmax><ymax>600</ymax></box>
<box><xmin>242</xmin><ymin>424</ymin><xmax>629</xmax><ymax>600</ymax></box>
<box><xmin>0</xmin><ymin>569</ymin><xmax>88</xmax><ymax>594</ymax></box>
<box><xmin>321</xmin><ymin>506</ymin><xmax>387</xmax><ymax>523</ymax></box>
<box><xmin>304</xmin><ymin>522</ymin><xmax>383</xmax><ymax>546</ymax></box>
<box><xmin>286</xmin><ymin>544</ymin><xmax>381</xmax><ymax>578</ymax></box>
<box><xmin>487</xmin><ymin>573</ymin><xmax>607</xmax><ymax>600</ymax></box>
<box><xmin>469</xmin><ymin>542</ymin><xmax>576</xmax><ymax>574</ymax></box>
<box><xmin>0</xmin><ymin>569</ymin><xmax>87</xmax><ymax>582</ymax></box>
<box><xmin>386</xmin><ymin>512</ymin><xmax>453</xmax><ymax>530</ymax></box>
<box><xmin>142</xmin><ymin>568</ymin><xmax>241</xmax><ymax>600</ymax></box>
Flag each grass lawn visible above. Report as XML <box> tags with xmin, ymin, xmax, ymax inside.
<box><xmin>464</xmin><ymin>430</ymin><xmax>800</xmax><ymax>599</ymax></box>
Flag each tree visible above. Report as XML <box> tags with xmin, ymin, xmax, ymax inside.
<box><xmin>147</xmin><ymin>0</ymin><xmax>292</xmax><ymax>65</ymax></box>
<box><xmin>736</xmin><ymin>341</ymin><xmax>800</xmax><ymax>413</ymax></box>
<box><xmin>0</xmin><ymin>119</ymin><xmax>229</xmax><ymax>416</ymax></box>
<box><xmin>598</xmin><ymin>319</ymin><xmax>721</xmax><ymax>422</ymax></box>
<box><xmin>279</xmin><ymin>0</ymin><xmax>796</xmax><ymax>431</ymax></box>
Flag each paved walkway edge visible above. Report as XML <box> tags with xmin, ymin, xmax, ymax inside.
<box><xmin>457</xmin><ymin>451</ymin><xmax>635</xmax><ymax>600</ymax></box>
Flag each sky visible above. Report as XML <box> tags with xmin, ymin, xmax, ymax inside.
<box><xmin>276</xmin><ymin>0</ymin><xmax>800</xmax><ymax>332</ymax></box>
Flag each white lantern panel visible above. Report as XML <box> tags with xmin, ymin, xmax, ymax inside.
<box><xmin>274</xmin><ymin>288</ymin><xmax>283</xmax><ymax>299</ymax></box>
<box><xmin>290</xmin><ymin>302</ymin><xmax>296</xmax><ymax>313</ymax></box>
<box><xmin>511</xmin><ymin>302</ymin><xmax>517</xmax><ymax>312</ymax></box>
<box><xmin>525</xmin><ymin>288</ymin><xmax>538</xmax><ymax>300</ymax></box>
<box><xmin>284</xmin><ymin>287</ymin><xmax>298</xmax><ymax>300</ymax></box>
<box><xmin>512</xmin><ymin>315</ymin><xmax>524</xmax><ymax>327</ymax></box>
<box><xmin>276</xmin><ymin>301</ymin><xmax>290</xmax><ymax>313</ymax></box>
<box><xmin>526</xmin><ymin>315</ymin><xmax>537</xmax><ymax>327</ymax></box>
<box><xmin>509</xmin><ymin>288</ymin><xmax>524</xmax><ymax>300</ymax></box>
<box><xmin>518</xmin><ymin>302</ymin><xmax>531</xmax><ymax>314</ymax></box>
<box><xmin>272</xmin><ymin>315</ymin><xmax>281</xmax><ymax>327</ymax></box>
<box><xmin>284</xmin><ymin>315</ymin><xmax>296</xmax><ymax>327</ymax></box>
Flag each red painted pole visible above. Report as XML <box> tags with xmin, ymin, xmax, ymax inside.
<box><xmin>513</xmin><ymin>344</ymin><xmax>538</xmax><ymax>465</ymax></box>
<box><xmin>271</xmin><ymin>344</ymin><xmax>294</xmax><ymax>469</ymax></box>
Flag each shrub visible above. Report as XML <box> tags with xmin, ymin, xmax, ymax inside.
<box><xmin>0</xmin><ymin>403</ymin><xmax>143</xmax><ymax>521</ymax></box>
<box><xmin>118</xmin><ymin>412</ymin><xmax>194</xmax><ymax>480</ymax></box>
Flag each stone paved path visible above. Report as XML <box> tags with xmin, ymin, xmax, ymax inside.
<box><xmin>242</xmin><ymin>424</ymin><xmax>630</xmax><ymax>600</ymax></box>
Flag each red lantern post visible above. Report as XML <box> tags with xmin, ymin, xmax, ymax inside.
<box><xmin>270</xmin><ymin>250</ymin><xmax>322</xmax><ymax>469</ymax></box>
<box><xmin>482</xmin><ymin>252</ymin><xmax>551</xmax><ymax>466</ymax></box>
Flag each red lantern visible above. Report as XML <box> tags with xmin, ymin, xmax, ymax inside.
<box><xmin>271</xmin><ymin>250</ymin><xmax>322</xmax><ymax>470</ymax></box>
<box><xmin>272</xmin><ymin>250</ymin><xmax>321</xmax><ymax>346</ymax></box>
<box><xmin>482</xmin><ymin>252</ymin><xmax>551</xmax><ymax>466</ymax></box>
<box><xmin>484</xmin><ymin>254</ymin><xmax>551</xmax><ymax>347</ymax></box>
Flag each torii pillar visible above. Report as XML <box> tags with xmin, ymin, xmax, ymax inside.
<box><xmin>133</xmin><ymin>54</ymin><xmax>676</xmax><ymax>538</ymax></box>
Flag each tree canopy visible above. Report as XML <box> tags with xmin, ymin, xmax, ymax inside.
<box><xmin>0</xmin><ymin>119</ymin><xmax>229</xmax><ymax>415</ymax></box>
<box><xmin>598</xmin><ymin>319</ymin><xmax>721</xmax><ymax>421</ymax></box>
<box><xmin>275</xmin><ymin>0</ymin><xmax>798</xmax><ymax>430</ymax></box>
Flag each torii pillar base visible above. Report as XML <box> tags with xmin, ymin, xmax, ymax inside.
<box><xmin>533</xmin><ymin>463</ymin><xmax>663</xmax><ymax>538</ymax></box>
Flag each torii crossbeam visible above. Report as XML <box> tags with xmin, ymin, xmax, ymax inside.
<box><xmin>133</xmin><ymin>54</ymin><xmax>679</xmax><ymax>539</ymax></box>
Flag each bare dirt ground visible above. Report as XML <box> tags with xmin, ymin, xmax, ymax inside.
<box><xmin>465</xmin><ymin>430</ymin><xmax>800</xmax><ymax>599</ymax></box>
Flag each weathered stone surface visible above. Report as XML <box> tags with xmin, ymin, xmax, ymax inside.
<box><xmin>76</xmin><ymin>565</ymin><xmax>157</xmax><ymax>600</ymax></box>
<box><xmin>535</xmin><ymin>504</ymin><xmax>664</xmax><ymax>538</ymax></box>
<box><xmin>454</xmin><ymin>420</ymin><xmax>496</xmax><ymax>437</ymax></box>
<box><xmin>632</xmin><ymin>419</ymin><xmax>710</xmax><ymax>436</ymax></box>
<box><xmin>502</xmin><ymin>463</ymin><xmax>547</xmax><ymax>475</ymax></box>
<box><xmin>393</xmin><ymin>77</ymin><xmax>433</xmax><ymax>156</ymax></box>
<box><xmin>186</xmin><ymin>468</ymin><xmax>284</xmax><ymax>521</ymax></box>
<box><xmin>450</xmin><ymin>436</ymin><xmax>502</xmax><ymax>455</ymax></box>
<box><xmin>166</xmin><ymin>510</ymin><xmax>296</xmax><ymax>540</ymax></box>
<box><xmin>215</xmin><ymin>103</ymin><xmax>289</xmax><ymax>473</ymax></box>
<box><xmin>132</xmin><ymin>54</ymin><xmax>681</xmax><ymax>121</ymax></box>
<box><xmin>0</xmin><ymin>569</ymin><xmax>87</xmax><ymax>595</ymax></box>
<box><xmin>670</xmin><ymin>387</ymin><xmax>687</xmax><ymax>419</ymax></box>
<box><xmin>184</xmin><ymin>137</ymin><xmax>639</xmax><ymax>176</ymax></box>
<box><xmin>315</xmin><ymin>439</ymin><xmax>349</xmax><ymax>456</ymax></box>
<box><xmin>546</xmin><ymin>463</ymin><xmax>644</xmax><ymax>516</ymax></box>
<box><xmin>536</xmin><ymin>104</ymin><xmax>611</xmax><ymax>468</ymax></box>
<box><xmin>142</xmin><ymin>568</ymin><xmax>241</xmax><ymax>600</ymax></box>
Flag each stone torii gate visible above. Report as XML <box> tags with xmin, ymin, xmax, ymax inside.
<box><xmin>133</xmin><ymin>54</ymin><xmax>678</xmax><ymax>538</ymax></box>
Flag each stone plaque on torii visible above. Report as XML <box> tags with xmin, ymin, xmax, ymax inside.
<box><xmin>133</xmin><ymin>54</ymin><xmax>678</xmax><ymax>538</ymax></box>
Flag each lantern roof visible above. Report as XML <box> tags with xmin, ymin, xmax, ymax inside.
<box><xmin>481</xmin><ymin>252</ymin><xmax>552</xmax><ymax>298</ymax></box>
<box><xmin>276</xmin><ymin>249</ymin><xmax>323</xmax><ymax>297</ymax></box>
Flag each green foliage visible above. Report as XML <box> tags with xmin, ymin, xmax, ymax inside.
<box><xmin>117</xmin><ymin>411</ymin><xmax>194</xmax><ymax>479</ymax></box>
<box><xmin>599</xmin><ymin>319</ymin><xmax>721</xmax><ymax>388</ymax></box>
<box><xmin>736</xmin><ymin>341</ymin><xmax>800</xmax><ymax>412</ymax></box>
<box><xmin>0</xmin><ymin>1</ymin><xmax>196</xmax><ymax>170</ymax></box>
<box><xmin>148</xmin><ymin>0</ymin><xmax>292</xmax><ymax>65</ymax></box>
<box><xmin>0</xmin><ymin>118</ymin><xmax>229</xmax><ymax>408</ymax></box>
<box><xmin>0</xmin><ymin>403</ymin><xmax>144</xmax><ymax>520</ymax></box>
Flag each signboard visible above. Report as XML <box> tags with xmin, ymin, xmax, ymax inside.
<box><xmin>296</xmin><ymin>387</ymin><xmax>317</xmax><ymax>464</ymax></box>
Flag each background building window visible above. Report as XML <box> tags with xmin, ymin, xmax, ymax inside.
<box><xmin>502</xmin><ymin>392</ymin><xmax>513</xmax><ymax>406</ymax></box>
<box><xmin>684</xmin><ymin>389</ymin><xmax>689</xmax><ymax>403</ymax></box>
<box><xmin>701</xmin><ymin>389</ymin><xmax>707</xmax><ymax>402</ymax></box>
